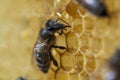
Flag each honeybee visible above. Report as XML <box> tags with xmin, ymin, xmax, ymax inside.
<box><xmin>17</xmin><ymin>77</ymin><xmax>26</xmax><ymax>80</ymax></box>
<box><xmin>108</xmin><ymin>49</ymin><xmax>120</xmax><ymax>80</ymax></box>
<box><xmin>76</xmin><ymin>0</ymin><xmax>108</xmax><ymax>17</ymax></box>
<box><xmin>33</xmin><ymin>18</ymin><xmax>70</xmax><ymax>73</ymax></box>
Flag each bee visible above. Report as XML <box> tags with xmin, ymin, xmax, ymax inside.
<box><xmin>33</xmin><ymin>18</ymin><xmax>70</xmax><ymax>73</ymax></box>
<box><xmin>76</xmin><ymin>0</ymin><xmax>108</xmax><ymax>17</ymax></box>
<box><xmin>106</xmin><ymin>49</ymin><xmax>120</xmax><ymax>80</ymax></box>
<box><xmin>17</xmin><ymin>77</ymin><xmax>26</xmax><ymax>80</ymax></box>
<box><xmin>110</xmin><ymin>49</ymin><xmax>120</xmax><ymax>71</ymax></box>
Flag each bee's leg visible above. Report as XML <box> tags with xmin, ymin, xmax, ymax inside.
<box><xmin>52</xmin><ymin>45</ymin><xmax>66</xmax><ymax>49</ymax></box>
<box><xmin>49</xmin><ymin>52</ymin><xmax>58</xmax><ymax>67</ymax></box>
<box><xmin>52</xmin><ymin>45</ymin><xmax>70</xmax><ymax>52</ymax></box>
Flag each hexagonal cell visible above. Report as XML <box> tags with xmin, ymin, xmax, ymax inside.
<box><xmin>103</xmin><ymin>37</ymin><xmax>117</xmax><ymax>54</ymax></box>
<box><xmin>85</xmin><ymin>17</ymin><xmax>95</xmax><ymax>32</ymax></box>
<box><xmin>77</xmin><ymin>5</ymin><xmax>88</xmax><ymax>17</ymax></box>
<box><xmin>61</xmin><ymin>53</ymin><xmax>74</xmax><ymax>72</ymax></box>
<box><xmin>89</xmin><ymin>37</ymin><xmax>102</xmax><ymax>53</ymax></box>
<box><xmin>79</xmin><ymin>36</ymin><xmax>89</xmax><ymax>53</ymax></box>
<box><xmin>55</xmin><ymin>69</ymin><xmax>68</xmax><ymax>80</ymax></box>
<box><xmin>92</xmin><ymin>21</ymin><xmax>108</xmax><ymax>37</ymax></box>
<box><xmin>83</xmin><ymin>31</ymin><xmax>92</xmax><ymax>38</ymax></box>
<box><xmin>54</xmin><ymin>0</ymin><xmax>70</xmax><ymax>14</ymax></box>
<box><xmin>46</xmin><ymin>70</ymin><xmax>55</xmax><ymax>80</ymax></box>
<box><xmin>72</xmin><ymin>18</ymin><xmax>83</xmax><ymax>34</ymax></box>
<box><xmin>85</xmin><ymin>55</ymin><xmax>96</xmax><ymax>73</ymax></box>
<box><xmin>79</xmin><ymin>17</ymin><xmax>93</xmax><ymax>38</ymax></box>
<box><xmin>74</xmin><ymin>52</ymin><xmax>83</xmax><ymax>73</ymax></box>
<box><xmin>79</xmin><ymin>70</ymin><xmax>89</xmax><ymax>80</ymax></box>
<box><xmin>66</xmin><ymin>0</ymin><xmax>80</xmax><ymax>18</ymax></box>
<box><xmin>69</xmin><ymin>73</ymin><xmax>79</xmax><ymax>80</ymax></box>
<box><xmin>65</xmin><ymin>32</ymin><xmax>79</xmax><ymax>53</ymax></box>
<box><xmin>55</xmin><ymin>34</ymin><xmax>67</xmax><ymax>54</ymax></box>
<box><xmin>81</xmin><ymin>31</ymin><xmax>92</xmax><ymax>38</ymax></box>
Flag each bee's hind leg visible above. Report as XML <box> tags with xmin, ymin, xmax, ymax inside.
<box><xmin>49</xmin><ymin>52</ymin><xmax>58</xmax><ymax>67</ymax></box>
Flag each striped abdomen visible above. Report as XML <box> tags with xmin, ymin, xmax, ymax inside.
<box><xmin>33</xmin><ymin>43</ymin><xmax>51</xmax><ymax>73</ymax></box>
<box><xmin>36</xmin><ymin>51</ymin><xmax>51</xmax><ymax>73</ymax></box>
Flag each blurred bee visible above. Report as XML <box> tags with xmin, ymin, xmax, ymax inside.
<box><xmin>17</xmin><ymin>77</ymin><xmax>26</xmax><ymax>80</ymax></box>
<box><xmin>105</xmin><ymin>49</ymin><xmax>120</xmax><ymax>80</ymax></box>
<box><xmin>76</xmin><ymin>0</ymin><xmax>108</xmax><ymax>17</ymax></box>
<box><xmin>110</xmin><ymin>49</ymin><xmax>120</xmax><ymax>71</ymax></box>
<box><xmin>33</xmin><ymin>18</ymin><xmax>70</xmax><ymax>73</ymax></box>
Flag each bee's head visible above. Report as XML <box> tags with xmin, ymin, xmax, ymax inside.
<box><xmin>45</xmin><ymin>19</ymin><xmax>70</xmax><ymax>33</ymax></box>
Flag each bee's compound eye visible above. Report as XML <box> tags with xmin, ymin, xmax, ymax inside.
<box><xmin>46</xmin><ymin>19</ymin><xmax>56</xmax><ymax>27</ymax></box>
<box><xmin>47</xmin><ymin>27</ymin><xmax>55</xmax><ymax>31</ymax></box>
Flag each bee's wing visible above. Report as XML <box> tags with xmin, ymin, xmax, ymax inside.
<box><xmin>35</xmin><ymin>47</ymin><xmax>51</xmax><ymax>73</ymax></box>
<box><xmin>31</xmin><ymin>38</ymin><xmax>43</xmax><ymax>66</ymax></box>
<box><xmin>31</xmin><ymin>42</ymin><xmax>40</xmax><ymax>71</ymax></box>
<box><xmin>31</xmin><ymin>40</ymin><xmax>51</xmax><ymax>71</ymax></box>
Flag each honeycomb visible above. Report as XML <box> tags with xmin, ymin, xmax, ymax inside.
<box><xmin>0</xmin><ymin>0</ymin><xmax>120</xmax><ymax>80</ymax></box>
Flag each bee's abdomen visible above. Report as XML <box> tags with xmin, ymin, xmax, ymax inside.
<box><xmin>36</xmin><ymin>52</ymin><xmax>51</xmax><ymax>73</ymax></box>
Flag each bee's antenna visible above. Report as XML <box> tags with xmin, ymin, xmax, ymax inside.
<box><xmin>56</xmin><ymin>18</ymin><xmax>70</xmax><ymax>25</ymax></box>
